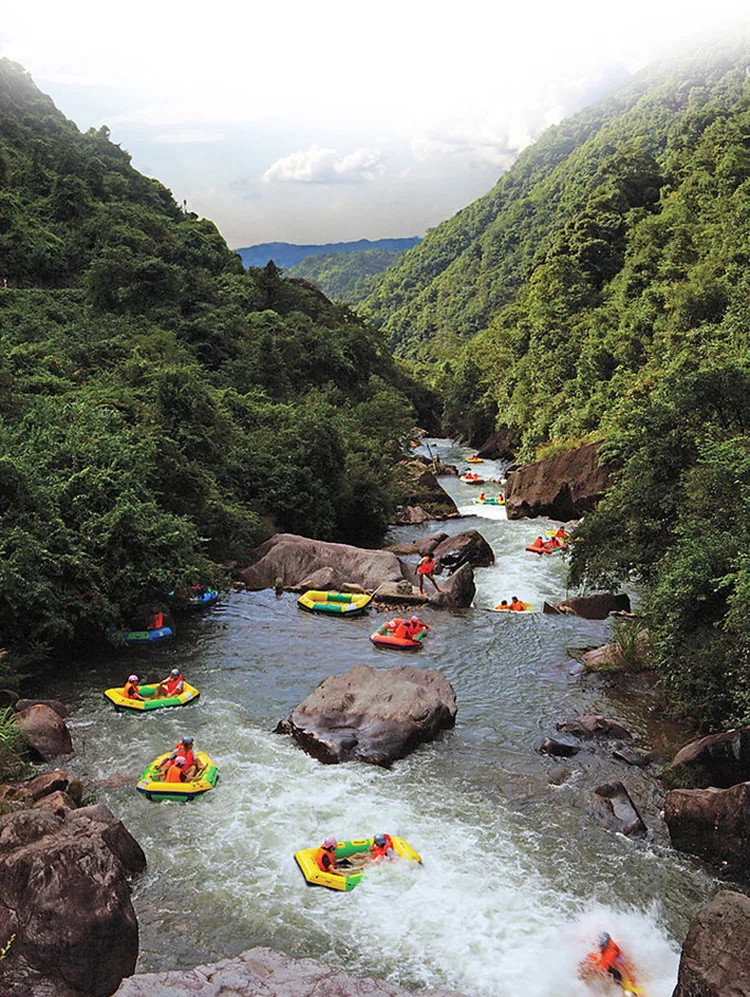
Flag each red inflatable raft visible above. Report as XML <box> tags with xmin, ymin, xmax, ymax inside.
<box><xmin>370</xmin><ymin>619</ymin><xmax>429</xmax><ymax>650</ymax></box>
<box><xmin>526</xmin><ymin>539</ymin><xmax>567</xmax><ymax>555</ymax></box>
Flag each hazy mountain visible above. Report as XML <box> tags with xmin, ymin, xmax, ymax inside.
<box><xmin>236</xmin><ymin>237</ymin><xmax>420</xmax><ymax>270</ymax></box>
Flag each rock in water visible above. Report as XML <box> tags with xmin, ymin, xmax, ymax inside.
<box><xmin>545</xmin><ymin>594</ymin><xmax>631</xmax><ymax>619</ymax></box>
<box><xmin>431</xmin><ymin>530</ymin><xmax>495</xmax><ymax>571</ymax></box>
<box><xmin>276</xmin><ymin>664</ymin><xmax>457</xmax><ymax>766</ymax></box>
<box><xmin>669</xmin><ymin>726</ymin><xmax>750</xmax><ymax>788</ymax></box>
<box><xmin>539</xmin><ymin>737</ymin><xmax>581</xmax><ymax>757</ymax></box>
<box><xmin>505</xmin><ymin>441</ymin><xmax>612</xmax><ymax>520</ymax></box>
<box><xmin>593</xmin><ymin>781</ymin><xmax>647</xmax><ymax>836</ymax></box>
<box><xmin>557</xmin><ymin>715</ymin><xmax>633</xmax><ymax>740</ymax></box>
<box><xmin>664</xmin><ymin>782</ymin><xmax>750</xmax><ymax>874</ymax></box>
<box><xmin>15</xmin><ymin>703</ymin><xmax>73</xmax><ymax>760</ymax></box>
<box><xmin>0</xmin><ymin>806</ymin><xmax>145</xmax><ymax>997</ymax></box>
<box><xmin>672</xmin><ymin>891</ymin><xmax>750</xmax><ymax>997</ymax></box>
<box><xmin>427</xmin><ymin>562</ymin><xmax>476</xmax><ymax>609</ymax></box>
<box><xmin>114</xmin><ymin>946</ymin><xmax>465</xmax><ymax>996</ymax></box>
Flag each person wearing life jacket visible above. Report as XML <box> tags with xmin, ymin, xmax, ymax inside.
<box><xmin>370</xmin><ymin>833</ymin><xmax>396</xmax><ymax>861</ymax></box>
<box><xmin>164</xmin><ymin>755</ymin><xmax>187</xmax><ymax>783</ymax></box>
<box><xmin>123</xmin><ymin>674</ymin><xmax>144</xmax><ymax>700</ymax></box>
<box><xmin>314</xmin><ymin>837</ymin><xmax>344</xmax><ymax>876</ymax></box>
<box><xmin>146</xmin><ymin>610</ymin><xmax>165</xmax><ymax>631</ymax></box>
<box><xmin>154</xmin><ymin>667</ymin><xmax>185</xmax><ymax>699</ymax></box>
<box><xmin>417</xmin><ymin>553</ymin><xmax>441</xmax><ymax>594</ymax></box>
<box><xmin>530</xmin><ymin>536</ymin><xmax>545</xmax><ymax>550</ymax></box>
<box><xmin>478</xmin><ymin>491</ymin><xmax>486</xmax><ymax>501</ymax></box>
<box><xmin>583</xmin><ymin>933</ymin><xmax>628</xmax><ymax>984</ymax></box>
<box><xmin>392</xmin><ymin>620</ymin><xmax>412</xmax><ymax>640</ymax></box>
<box><xmin>157</xmin><ymin>736</ymin><xmax>203</xmax><ymax>780</ymax></box>
<box><xmin>554</xmin><ymin>527</ymin><xmax>568</xmax><ymax>540</ymax></box>
<box><xmin>510</xmin><ymin>597</ymin><xmax>526</xmax><ymax>612</ymax></box>
<box><xmin>495</xmin><ymin>600</ymin><xmax>509</xmax><ymax>611</ymax></box>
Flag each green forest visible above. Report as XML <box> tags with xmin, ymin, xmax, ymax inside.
<box><xmin>364</xmin><ymin>39</ymin><xmax>750</xmax><ymax>726</ymax></box>
<box><xmin>287</xmin><ymin>247</ymin><xmax>406</xmax><ymax>303</ymax></box>
<box><xmin>0</xmin><ymin>58</ymin><xmax>427</xmax><ymax>665</ymax></box>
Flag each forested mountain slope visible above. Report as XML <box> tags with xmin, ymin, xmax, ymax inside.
<box><xmin>286</xmin><ymin>247</ymin><xmax>405</xmax><ymax>303</ymax></box>
<box><xmin>236</xmin><ymin>237</ymin><xmax>420</xmax><ymax>270</ymax></box>
<box><xmin>0</xmin><ymin>60</ymin><xmax>424</xmax><ymax>661</ymax></box>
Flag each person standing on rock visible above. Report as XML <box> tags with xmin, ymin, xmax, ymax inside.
<box><xmin>417</xmin><ymin>553</ymin><xmax>440</xmax><ymax>594</ymax></box>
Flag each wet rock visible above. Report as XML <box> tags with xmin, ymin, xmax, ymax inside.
<box><xmin>434</xmin><ymin>463</ymin><xmax>459</xmax><ymax>477</ymax></box>
<box><xmin>613</xmin><ymin>747</ymin><xmax>659</xmax><ymax>768</ymax></box>
<box><xmin>664</xmin><ymin>782</ymin><xmax>750</xmax><ymax>874</ymax></box>
<box><xmin>672</xmin><ymin>890</ymin><xmax>750</xmax><ymax>997</ymax></box>
<box><xmin>15</xmin><ymin>703</ymin><xmax>73</xmax><ymax>761</ymax></box>
<box><xmin>427</xmin><ymin>562</ymin><xmax>476</xmax><ymax>609</ymax></box>
<box><xmin>275</xmin><ymin>663</ymin><xmax>457</xmax><ymax>767</ymax></box>
<box><xmin>476</xmin><ymin>427</ymin><xmax>520</xmax><ymax>462</ymax></box>
<box><xmin>32</xmin><ymin>789</ymin><xmax>77</xmax><ymax>815</ymax></box>
<box><xmin>24</xmin><ymin>769</ymin><xmax>84</xmax><ymax>804</ymax></box>
<box><xmin>372</xmin><ymin>581</ymin><xmax>427</xmax><ymax>605</ymax></box>
<box><xmin>669</xmin><ymin>726</ymin><xmax>750</xmax><ymax>789</ymax></box>
<box><xmin>394</xmin><ymin>504</ymin><xmax>432</xmax><ymax>524</ymax></box>
<box><xmin>238</xmin><ymin>534</ymin><xmax>406</xmax><ymax>592</ymax></box>
<box><xmin>505</xmin><ymin>441</ymin><xmax>613</xmax><ymax>520</ymax></box>
<box><xmin>557</xmin><ymin>715</ymin><xmax>633</xmax><ymax>740</ymax></box>
<box><xmin>299</xmin><ymin>566</ymin><xmax>338</xmax><ymax>590</ymax></box>
<box><xmin>546</xmin><ymin>593</ymin><xmax>631</xmax><ymax>619</ymax></box>
<box><xmin>0</xmin><ymin>805</ymin><xmax>144</xmax><ymax>997</ymax></box>
<box><xmin>394</xmin><ymin>461</ymin><xmax>459</xmax><ymax>521</ymax></box>
<box><xmin>114</xmin><ymin>946</ymin><xmax>464</xmax><ymax>997</ymax></box>
<box><xmin>593</xmin><ymin>781</ymin><xmax>647</xmax><ymax>836</ymax></box>
<box><xmin>539</xmin><ymin>737</ymin><xmax>581</xmax><ymax>757</ymax></box>
<box><xmin>384</xmin><ymin>533</ymin><xmax>449</xmax><ymax>557</ymax></box>
<box><xmin>15</xmin><ymin>698</ymin><xmax>69</xmax><ymax>718</ymax></box>
<box><xmin>431</xmin><ymin>530</ymin><xmax>495</xmax><ymax>572</ymax></box>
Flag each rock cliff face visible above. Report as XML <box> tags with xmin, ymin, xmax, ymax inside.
<box><xmin>670</xmin><ymin>727</ymin><xmax>750</xmax><ymax>788</ymax></box>
<box><xmin>672</xmin><ymin>891</ymin><xmax>750</xmax><ymax>997</ymax></box>
<box><xmin>505</xmin><ymin>442</ymin><xmax>612</xmax><ymax>520</ymax></box>
<box><xmin>115</xmin><ymin>947</ymin><xmax>464</xmax><ymax>996</ymax></box>
<box><xmin>664</xmin><ymin>782</ymin><xmax>750</xmax><ymax>875</ymax></box>
<box><xmin>476</xmin><ymin>427</ymin><xmax>521</xmax><ymax>462</ymax></box>
<box><xmin>0</xmin><ymin>805</ymin><xmax>145</xmax><ymax>997</ymax></box>
<box><xmin>276</xmin><ymin>663</ymin><xmax>457</xmax><ymax>766</ymax></box>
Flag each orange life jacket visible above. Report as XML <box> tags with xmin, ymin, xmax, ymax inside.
<box><xmin>147</xmin><ymin>612</ymin><xmax>164</xmax><ymax>630</ymax></box>
<box><xmin>393</xmin><ymin>622</ymin><xmax>411</xmax><ymax>639</ymax></box>
<box><xmin>531</xmin><ymin>538</ymin><xmax>544</xmax><ymax>549</ymax></box>
<box><xmin>510</xmin><ymin>601</ymin><xmax>526</xmax><ymax>611</ymax></box>
<box><xmin>124</xmin><ymin>681</ymin><xmax>139</xmax><ymax>698</ymax></box>
<box><xmin>314</xmin><ymin>846</ymin><xmax>335</xmax><ymax>872</ymax></box>
<box><xmin>165</xmin><ymin>764</ymin><xmax>185</xmax><ymax>783</ymax></box>
<box><xmin>418</xmin><ymin>557</ymin><xmax>434</xmax><ymax>576</ymax></box>
<box><xmin>598</xmin><ymin>939</ymin><xmax>624</xmax><ymax>972</ymax></box>
<box><xmin>370</xmin><ymin>834</ymin><xmax>394</xmax><ymax>860</ymax></box>
<box><xmin>164</xmin><ymin>675</ymin><xmax>183</xmax><ymax>696</ymax></box>
<box><xmin>174</xmin><ymin>744</ymin><xmax>195</xmax><ymax>766</ymax></box>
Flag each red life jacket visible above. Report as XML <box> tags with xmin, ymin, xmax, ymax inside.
<box><xmin>165</xmin><ymin>675</ymin><xmax>183</xmax><ymax>695</ymax></box>
<box><xmin>418</xmin><ymin>557</ymin><xmax>434</xmax><ymax>576</ymax></box>
<box><xmin>314</xmin><ymin>847</ymin><xmax>335</xmax><ymax>872</ymax></box>
<box><xmin>124</xmin><ymin>681</ymin><xmax>139</xmax><ymax>698</ymax></box>
<box><xmin>599</xmin><ymin>939</ymin><xmax>624</xmax><ymax>972</ymax></box>
<box><xmin>147</xmin><ymin>612</ymin><xmax>164</xmax><ymax>630</ymax></box>
<box><xmin>175</xmin><ymin>744</ymin><xmax>195</xmax><ymax>766</ymax></box>
<box><xmin>370</xmin><ymin>834</ymin><xmax>394</xmax><ymax>860</ymax></box>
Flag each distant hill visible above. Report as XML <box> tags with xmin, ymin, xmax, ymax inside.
<box><xmin>286</xmin><ymin>247</ymin><xmax>407</xmax><ymax>303</ymax></box>
<box><xmin>236</xmin><ymin>237</ymin><xmax>420</xmax><ymax>270</ymax></box>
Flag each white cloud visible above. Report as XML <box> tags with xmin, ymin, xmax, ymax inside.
<box><xmin>154</xmin><ymin>128</ymin><xmax>225</xmax><ymax>144</ymax></box>
<box><xmin>262</xmin><ymin>145</ymin><xmax>384</xmax><ymax>184</ymax></box>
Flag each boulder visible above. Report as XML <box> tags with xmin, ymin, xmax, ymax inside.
<box><xmin>505</xmin><ymin>441</ymin><xmax>613</xmax><ymax>520</ymax></box>
<box><xmin>613</xmin><ymin>747</ymin><xmax>659</xmax><ymax>768</ymax></box>
<box><xmin>114</xmin><ymin>946</ymin><xmax>464</xmax><ymax>997</ymax></box>
<box><xmin>431</xmin><ymin>530</ymin><xmax>495</xmax><ymax>571</ymax></box>
<box><xmin>0</xmin><ymin>805</ymin><xmax>145</xmax><ymax>997</ymax></box>
<box><xmin>15</xmin><ymin>703</ymin><xmax>73</xmax><ymax>761</ymax></box>
<box><xmin>372</xmin><ymin>582</ymin><xmax>428</xmax><ymax>606</ymax></box>
<box><xmin>669</xmin><ymin>727</ymin><xmax>750</xmax><ymax>789</ymax></box>
<box><xmin>539</xmin><ymin>737</ymin><xmax>581</xmax><ymax>757</ymax></box>
<box><xmin>427</xmin><ymin>562</ymin><xmax>476</xmax><ymax>609</ymax></box>
<box><xmin>15</xmin><ymin>698</ymin><xmax>69</xmax><ymax>718</ymax></box>
<box><xmin>23</xmin><ymin>769</ymin><xmax>84</xmax><ymax>804</ymax></box>
<box><xmin>394</xmin><ymin>461</ymin><xmax>459</xmax><ymax>521</ymax></box>
<box><xmin>664</xmin><ymin>782</ymin><xmax>750</xmax><ymax>874</ymax></box>
<box><xmin>476</xmin><ymin>427</ymin><xmax>521</xmax><ymax>462</ymax></box>
<box><xmin>593</xmin><ymin>781</ymin><xmax>646</xmax><ymax>836</ymax></box>
<box><xmin>384</xmin><ymin>533</ymin><xmax>449</xmax><ymax>557</ymax></box>
<box><xmin>276</xmin><ymin>663</ymin><xmax>457</xmax><ymax>767</ymax></box>
<box><xmin>557</xmin><ymin>715</ymin><xmax>633</xmax><ymax>740</ymax></box>
<box><xmin>394</xmin><ymin>505</ymin><xmax>432</xmax><ymax>524</ymax></box>
<box><xmin>299</xmin><ymin>566</ymin><xmax>338</xmax><ymax>590</ymax></box>
<box><xmin>237</xmin><ymin>534</ymin><xmax>406</xmax><ymax>592</ymax></box>
<box><xmin>32</xmin><ymin>790</ymin><xmax>77</xmax><ymax>815</ymax></box>
<box><xmin>544</xmin><ymin>593</ymin><xmax>631</xmax><ymax>619</ymax></box>
<box><xmin>672</xmin><ymin>891</ymin><xmax>750</xmax><ymax>997</ymax></box>
<box><xmin>433</xmin><ymin>463</ymin><xmax>459</xmax><ymax>477</ymax></box>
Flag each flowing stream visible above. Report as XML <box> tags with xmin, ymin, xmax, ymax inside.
<box><xmin>49</xmin><ymin>438</ymin><xmax>717</xmax><ymax>996</ymax></box>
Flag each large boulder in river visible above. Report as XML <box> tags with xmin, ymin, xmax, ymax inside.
<box><xmin>15</xmin><ymin>703</ymin><xmax>73</xmax><ymax>761</ymax></box>
<box><xmin>384</xmin><ymin>532</ymin><xmax>449</xmax><ymax>556</ymax></box>
<box><xmin>670</xmin><ymin>726</ymin><xmax>750</xmax><ymax>788</ymax></box>
<box><xmin>237</xmin><ymin>534</ymin><xmax>406</xmax><ymax>592</ymax></box>
<box><xmin>664</xmin><ymin>782</ymin><xmax>750</xmax><ymax>874</ymax></box>
<box><xmin>0</xmin><ymin>805</ymin><xmax>145</xmax><ymax>997</ymax></box>
<box><xmin>275</xmin><ymin>663</ymin><xmax>457</xmax><ymax>767</ymax></box>
<box><xmin>476</xmin><ymin>426</ymin><xmax>521</xmax><ymax>462</ymax></box>
<box><xmin>114</xmin><ymin>946</ymin><xmax>464</xmax><ymax>997</ymax></box>
<box><xmin>431</xmin><ymin>530</ymin><xmax>495</xmax><ymax>571</ymax></box>
<box><xmin>672</xmin><ymin>890</ymin><xmax>750</xmax><ymax>997</ymax></box>
<box><xmin>505</xmin><ymin>441</ymin><xmax>613</xmax><ymax>520</ymax></box>
<box><xmin>427</xmin><ymin>562</ymin><xmax>476</xmax><ymax>608</ymax></box>
<box><xmin>544</xmin><ymin>593</ymin><xmax>631</xmax><ymax>619</ymax></box>
<box><xmin>394</xmin><ymin>460</ymin><xmax>459</xmax><ymax>521</ymax></box>
<box><xmin>593</xmin><ymin>781</ymin><xmax>646</xmax><ymax>836</ymax></box>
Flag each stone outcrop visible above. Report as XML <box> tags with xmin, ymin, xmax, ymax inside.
<box><xmin>15</xmin><ymin>698</ymin><xmax>69</xmax><ymax>717</ymax></box>
<box><xmin>394</xmin><ymin>460</ymin><xmax>459</xmax><ymax>522</ymax></box>
<box><xmin>505</xmin><ymin>441</ymin><xmax>613</xmax><ymax>520</ymax></box>
<box><xmin>426</xmin><ymin>563</ymin><xmax>476</xmax><ymax>609</ymax></box>
<box><xmin>593</xmin><ymin>781</ymin><xmax>646</xmax><ymax>836</ymax></box>
<box><xmin>115</xmin><ymin>947</ymin><xmax>464</xmax><ymax>997</ymax></box>
<box><xmin>544</xmin><ymin>593</ymin><xmax>631</xmax><ymax>619</ymax></box>
<box><xmin>0</xmin><ymin>805</ymin><xmax>145</xmax><ymax>997</ymax></box>
<box><xmin>672</xmin><ymin>891</ymin><xmax>750</xmax><ymax>997</ymax></box>
<box><xmin>276</xmin><ymin>663</ymin><xmax>457</xmax><ymax>767</ymax></box>
<box><xmin>433</xmin><ymin>463</ymin><xmax>459</xmax><ymax>477</ymax></box>
<box><xmin>15</xmin><ymin>703</ymin><xmax>73</xmax><ymax>761</ymax></box>
<box><xmin>557</xmin><ymin>715</ymin><xmax>633</xmax><ymax>740</ymax></box>
<box><xmin>384</xmin><ymin>532</ymin><xmax>449</xmax><ymax>557</ymax></box>
<box><xmin>476</xmin><ymin>427</ymin><xmax>521</xmax><ymax>462</ymax></box>
<box><xmin>430</xmin><ymin>530</ymin><xmax>494</xmax><ymax>571</ymax></box>
<box><xmin>669</xmin><ymin>727</ymin><xmax>750</xmax><ymax>789</ymax></box>
<box><xmin>664</xmin><ymin>782</ymin><xmax>750</xmax><ymax>874</ymax></box>
<box><xmin>539</xmin><ymin>737</ymin><xmax>581</xmax><ymax>757</ymax></box>
<box><xmin>238</xmin><ymin>534</ymin><xmax>406</xmax><ymax>592</ymax></box>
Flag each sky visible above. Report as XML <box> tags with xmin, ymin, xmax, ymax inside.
<box><xmin>1</xmin><ymin>0</ymin><xmax>749</xmax><ymax>249</ymax></box>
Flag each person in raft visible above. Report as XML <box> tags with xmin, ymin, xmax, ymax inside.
<box><xmin>417</xmin><ymin>553</ymin><xmax>441</xmax><ymax>593</ymax></box>
<box><xmin>495</xmin><ymin>600</ymin><xmax>509</xmax><ymax>610</ymax></box>
<box><xmin>153</xmin><ymin>667</ymin><xmax>185</xmax><ymax>699</ymax></box>
<box><xmin>123</xmin><ymin>674</ymin><xmax>145</xmax><ymax>700</ymax></box>
<box><xmin>370</xmin><ymin>833</ymin><xmax>396</xmax><ymax>861</ymax></box>
<box><xmin>478</xmin><ymin>491</ymin><xmax>486</xmax><ymax>501</ymax></box>
<box><xmin>146</xmin><ymin>609</ymin><xmax>166</xmax><ymax>630</ymax></box>
<box><xmin>510</xmin><ymin>596</ymin><xmax>526</xmax><ymax>611</ymax></box>
<box><xmin>314</xmin><ymin>838</ymin><xmax>344</xmax><ymax>876</ymax></box>
<box><xmin>530</xmin><ymin>536</ymin><xmax>546</xmax><ymax>551</ymax></box>
<box><xmin>157</xmin><ymin>736</ymin><xmax>204</xmax><ymax>781</ymax></box>
<box><xmin>163</xmin><ymin>755</ymin><xmax>188</xmax><ymax>784</ymax></box>
<box><xmin>581</xmin><ymin>933</ymin><xmax>629</xmax><ymax>985</ymax></box>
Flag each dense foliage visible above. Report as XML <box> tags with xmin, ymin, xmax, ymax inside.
<box><xmin>287</xmin><ymin>247</ymin><xmax>406</xmax><ymax>303</ymax></box>
<box><xmin>0</xmin><ymin>60</ymin><xmax>422</xmax><ymax>661</ymax></box>
<box><xmin>368</xmin><ymin>39</ymin><xmax>750</xmax><ymax>726</ymax></box>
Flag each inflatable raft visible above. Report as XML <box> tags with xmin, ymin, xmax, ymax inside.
<box><xmin>122</xmin><ymin>625</ymin><xmax>173</xmax><ymax>644</ymax></box>
<box><xmin>526</xmin><ymin>540</ymin><xmax>567</xmax><ymax>555</ymax></box>
<box><xmin>466</xmin><ymin>455</ymin><xmax>484</xmax><ymax>463</ymax></box>
<box><xmin>170</xmin><ymin>587</ymin><xmax>219</xmax><ymax>609</ymax></box>
<box><xmin>103</xmin><ymin>681</ymin><xmax>200</xmax><ymax>712</ymax></box>
<box><xmin>136</xmin><ymin>752</ymin><xmax>219</xmax><ymax>801</ymax></box>
<box><xmin>460</xmin><ymin>474</ymin><xmax>485</xmax><ymax>484</ymax></box>
<box><xmin>493</xmin><ymin>602</ymin><xmax>532</xmax><ymax>613</ymax></box>
<box><xmin>297</xmin><ymin>590</ymin><xmax>372</xmax><ymax>616</ymax></box>
<box><xmin>295</xmin><ymin>835</ymin><xmax>421</xmax><ymax>891</ymax></box>
<box><xmin>473</xmin><ymin>496</ymin><xmax>505</xmax><ymax>506</ymax></box>
<box><xmin>370</xmin><ymin>619</ymin><xmax>429</xmax><ymax>650</ymax></box>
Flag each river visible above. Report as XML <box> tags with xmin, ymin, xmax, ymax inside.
<box><xmin>51</xmin><ymin>438</ymin><xmax>716</xmax><ymax>997</ymax></box>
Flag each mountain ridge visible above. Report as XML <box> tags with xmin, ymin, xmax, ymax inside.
<box><xmin>236</xmin><ymin>237</ymin><xmax>420</xmax><ymax>270</ymax></box>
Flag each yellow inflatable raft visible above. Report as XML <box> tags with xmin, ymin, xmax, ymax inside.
<box><xmin>295</xmin><ymin>835</ymin><xmax>421</xmax><ymax>891</ymax></box>
<box><xmin>103</xmin><ymin>681</ymin><xmax>200</xmax><ymax>712</ymax></box>
<box><xmin>493</xmin><ymin>602</ymin><xmax>532</xmax><ymax>613</ymax></box>
<box><xmin>136</xmin><ymin>752</ymin><xmax>219</xmax><ymax>801</ymax></box>
<box><xmin>297</xmin><ymin>590</ymin><xmax>372</xmax><ymax>616</ymax></box>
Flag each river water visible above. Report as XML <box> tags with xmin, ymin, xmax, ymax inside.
<box><xmin>55</xmin><ymin>438</ymin><xmax>716</xmax><ymax>997</ymax></box>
